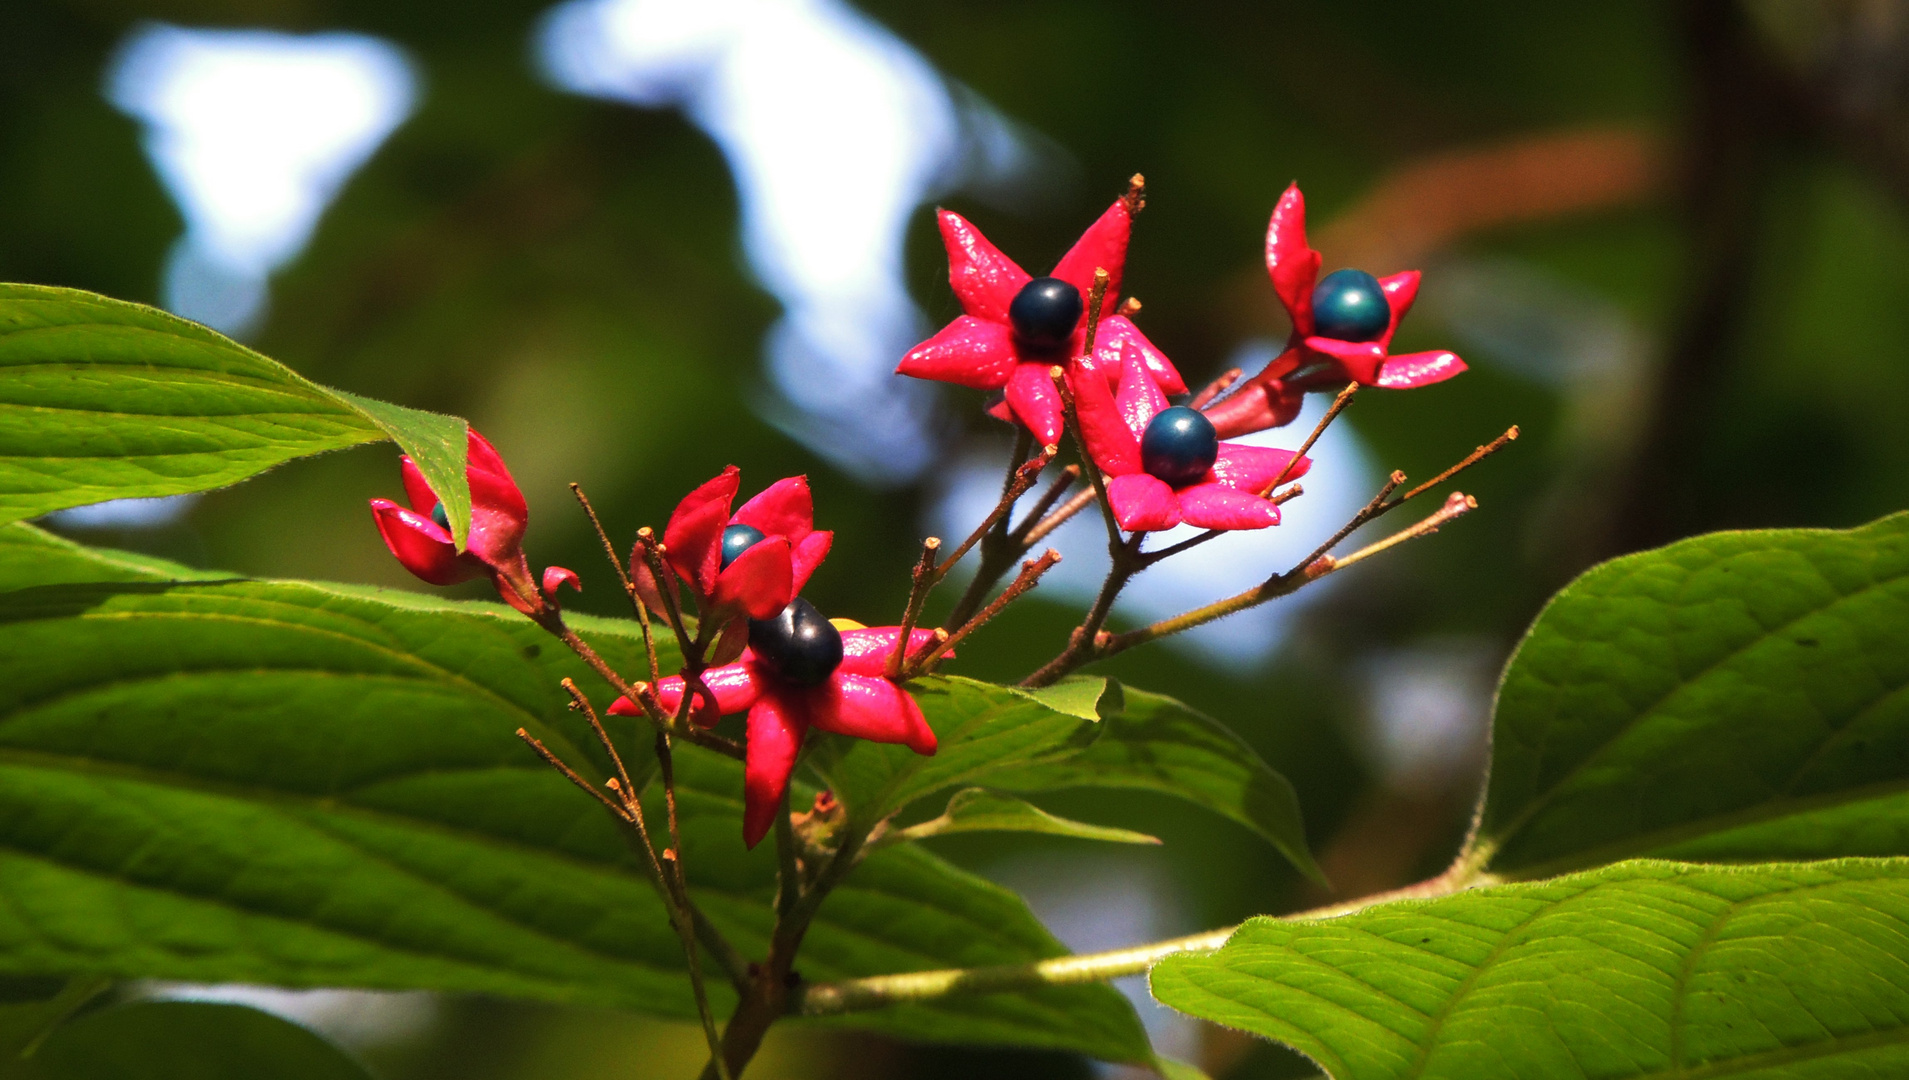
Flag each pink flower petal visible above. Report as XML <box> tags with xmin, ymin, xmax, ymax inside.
<box><xmin>1203</xmin><ymin>348</ymin><xmax>1307</xmax><ymax>439</ymax></box>
<box><xmin>370</xmin><ymin>500</ymin><xmax>482</xmax><ymax>586</ymax></box>
<box><xmin>1303</xmin><ymin>336</ymin><xmax>1387</xmax><ymax>385</ymax></box>
<box><xmin>710</xmin><ymin>535</ymin><xmax>795</xmax><ymax>619</ymax></box>
<box><xmin>743</xmin><ymin>693</ymin><xmax>810</xmax><ymax>847</ymax></box>
<box><xmin>465</xmin><ymin>430</ymin><xmax>529</xmax><ymax>569</ymax></box>
<box><xmin>939</xmin><ymin>209</ymin><xmax>1030</xmax><ymax>322</ymax></box>
<box><xmin>1176</xmin><ymin>483</ymin><xmax>1280</xmax><ymax>530</ymax></box>
<box><xmin>1266</xmin><ymin>184</ymin><xmax>1321</xmax><ymax>334</ymax></box>
<box><xmin>838</xmin><ymin>627</ymin><xmax>945</xmax><ymax>677</ymax></box>
<box><xmin>733</xmin><ymin>475</ymin><xmax>814</xmax><ymax>544</ymax></box>
<box><xmin>1115</xmin><ymin>340</ymin><xmax>1168</xmax><ymax>436</ymax></box>
<box><xmin>399</xmin><ymin>455</ymin><xmax>436</xmax><ymax>516</ymax></box>
<box><xmin>1093</xmin><ymin>316</ymin><xmax>1186</xmax><ymax>394</ymax></box>
<box><xmin>1208</xmin><ymin>444</ymin><xmax>1311</xmax><ymax>494</ymax></box>
<box><xmin>1049</xmin><ymin>196</ymin><xmax>1132</xmax><ymax>320</ymax></box>
<box><xmin>806</xmin><ymin>674</ymin><xmax>936</xmax><ymax>755</ymax></box>
<box><xmin>1376</xmin><ymin>270</ymin><xmax>1420</xmax><ymax>349</ymax></box>
<box><xmin>1004</xmin><ymin>361</ymin><xmax>1066</xmax><ymax>445</ymax></box>
<box><xmin>1107</xmin><ymin>472</ymin><xmax>1182</xmax><ymax>531</ymax></box>
<box><xmin>1069</xmin><ymin>352</ymin><xmax>1141</xmax><ymax>476</ymax></box>
<box><xmin>647</xmin><ymin>662</ymin><xmax>763</xmax><ymax>720</ymax></box>
<box><xmin>541</xmin><ymin>565</ymin><xmax>580</xmax><ymax>600</ymax></box>
<box><xmin>790</xmin><ymin>530</ymin><xmax>832</xmax><ymax>594</ymax></box>
<box><xmin>897</xmin><ymin>316</ymin><xmax>1018</xmax><ymax>391</ymax></box>
<box><xmin>1377</xmin><ymin>350</ymin><xmax>1467</xmax><ymax>389</ymax></box>
<box><xmin>664</xmin><ymin>467</ymin><xmax>740</xmax><ymax>595</ymax></box>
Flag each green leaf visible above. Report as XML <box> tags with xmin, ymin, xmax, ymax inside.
<box><xmin>1151</xmin><ymin>857</ymin><xmax>1909</xmax><ymax>1080</ymax></box>
<box><xmin>986</xmin><ymin>686</ymin><xmax>1323</xmax><ymax>884</ymax></box>
<box><xmin>0</xmin><ymin>284</ymin><xmax>473</xmax><ymax>546</ymax></box>
<box><xmin>1022</xmin><ymin>675</ymin><xmax>1124</xmax><ymax>721</ymax></box>
<box><xmin>0</xmin><ymin>977</ymin><xmax>107</xmax><ymax>1066</ymax></box>
<box><xmin>813</xmin><ymin>677</ymin><xmax>1318</xmax><ymax>879</ymax></box>
<box><xmin>24</xmin><ymin>1001</ymin><xmax>372</xmax><ymax>1080</ymax></box>
<box><xmin>810</xmin><ymin>675</ymin><xmax>1103</xmax><ymax>829</ymax></box>
<box><xmin>0</xmin><ymin>525</ymin><xmax>1155</xmax><ymax>1064</ymax></box>
<box><xmin>1477</xmin><ymin>512</ymin><xmax>1909</xmax><ymax>877</ymax></box>
<box><xmin>892</xmin><ymin>788</ymin><xmax>1161</xmax><ymax>846</ymax></box>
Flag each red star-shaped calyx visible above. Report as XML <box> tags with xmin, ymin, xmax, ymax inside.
<box><xmin>609</xmin><ymin>625</ymin><xmax>941</xmax><ymax>847</ymax></box>
<box><xmin>633</xmin><ymin>468</ymin><xmax>833</xmax><ymax>626</ymax></box>
<box><xmin>1078</xmin><ymin>342</ymin><xmax>1312</xmax><ymax>532</ymax></box>
<box><xmin>369</xmin><ymin>428</ymin><xmax>570</xmax><ymax>614</ymax></box>
<box><xmin>1205</xmin><ymin>183</ymin><xmax>1467</xmax><ymax>439</ymax></box>
<box><xmin>897</xmin><ymin>186</ymin><xmax>1185</xmax><ymax>444</ymax></box>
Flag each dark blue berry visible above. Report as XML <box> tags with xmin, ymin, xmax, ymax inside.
<box><xmin>429</xmin><ymin>502</ymin><xmax>450</xmax><ymax>531</ymax></box>
<box><xmin>1140</xmin><ymin>406</ymin><xmax>1219</xmax><ymax>487</ymax></box>
<box><xmin>1008</xmin><ymin>277</ymin><xmax>1082</xmax><ymax>350</ymax></box>
<box><xmin>748</xmin><ymin>597</ymin><xmax>843</xmax><ymax>688</ymax></box>
<box><xmin>1310</xmin><ymin>268</ymin><xmax>1390</xmax><ymax>342</ymax></box>
<box><xmin>720</xmin><ymin>523</ymin><xmax>769</xmax><ymax>570</ymax></box>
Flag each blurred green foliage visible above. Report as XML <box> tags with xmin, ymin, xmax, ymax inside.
<box><xmin>5</xmin><ymin>0</ymin><xmax>1907</xmax><ymax>1075</ymax></box>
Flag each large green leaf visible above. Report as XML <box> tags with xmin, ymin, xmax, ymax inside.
<box><xmin>24</xmin><ymin>1001</ymin><xmax>373</xmax><ymax>1080</ymax></box>
<box><xmin>1476</xmin><ymin>512</ymin><xmax>1909</xmax><ymax>877</ymax></box>
<box><xmin>809</xmin><ymin>676</ymin><xmax>1105</xmax><ymax>830</ymax></box>
<box><xmin>0</xmin><ymin>524</ymin><xmax>1154</xmax><ymax>1064</ymax></box>
<box><xmin>986</xmin><ymin>686</ymin><xmax>1323</xmax><ymax>884</ymax></box>
<box><xmin>891</xmin><ymin>788</ymin><xmax>1162</xmax><ymax>846</ymax></box>
<box><xmin>0</xmin><ymin>285</ymin><xmax>472</xmax><ymax>545</ymax></box>
<box><xmin>1153</xmin><ymin>857</ymin><xmax>1909</xmax><ymax>1080</ymax></box>
<box><xmin>813</xmin><ymin>676</ymin><xmax>1319</xmax><ymax>879</ymax></box>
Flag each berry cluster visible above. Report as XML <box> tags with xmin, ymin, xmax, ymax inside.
<box><xmin>367</xmin><ymin>177</ymin><xmax>1476</xmax><ymax>848</ymax></box>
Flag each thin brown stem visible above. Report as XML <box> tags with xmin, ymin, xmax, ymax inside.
<box><xmin>1100</xmin><ymin>492</ymin><xmax>1479</xmax><ymax>657</ymax></box>
<box><xmin>1020</xmin><ymin>486</ymin><xmax>1097</xmax><ymax>549</ymax></box>
<box><xmin>773</xmin><ymin>785</ymin><xmax>801</xmax><ymax>918</ymax></box>
<box><xmin>906</xmin><ymin>549</ymin><xmax>1060</xmax><ymax>677</ymax></box>
<box><xmin>541</xmin><ymin>616</ymin><xmax>745</xmax><ymax>760</ymax></box>
<box><xmin>516</xmin><ymin>729</ymin><xmax>632</xmax><ymax>822</ymax></box>
<box><xmin>636</xmin><ymin>527</ymin><xmax>697</xmax><ymax>662</ymax></box>
<box><xmin>1392</xmin><ymin>426</ymin><xmax>1519</xmax><ymax>505</ymax></box>
<box><xmin>888</xmin><ymin>536</ymin><xmax>941</xmax><ymax>678</ymax></box>
<box><xmin>906</xmin><ymin>628</ymin><xmax>950</xmax><ymax>671</ymax></box>
<box><xmin>1011</xmin><ymin>464</ymin><xmax>1081</xmax><ymax>542</ymax></box>
<box><xmin>1051</xmin><ymin>366</ymin><xmax>1122</xmax><ymax>547</ymax></box>
<box><xmin>1139</xmin><ymin>484</ymin><xmax>1303</xmax><ymax>565</ymax></box>
<box><xmin>1270</xmin><ymin>381</ymin><xmax>1357</xmax><ymax>497</ymax></box>
<box><xmin>1189</xmin><ymin>367</ymin><xmax>1243</xmax><ymax>410</ymax></box>
<box><xmin>935</xmin><ymin>444</ymin><xmax>1056</xmax><ymax>577</ymax></box>
<box><xmin>1315</xmin><ymin>492</ymin><xmax>1477</xmax><ymax>574</ymax></box>
<box><xmin>561</xmin><ymin>678</ymin><xmax>634</xmax><ymax>795</ymax></box>
<box><xmin>1021</xmin><ymin>532</ymin><xmax>1144</xmax><ymax>688</ymax></box>
<box><xmin>570</xmin><ymin>483</ymin><xmax>640</xmax><ymax>611</ymax></box>
<box><xmin>1078</xmin><ymin>267</ymin><xmax>1111</xmax><ymax>358</ymax></box>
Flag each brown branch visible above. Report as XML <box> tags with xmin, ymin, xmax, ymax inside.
<box><xmin>888</xmin><ymin>536</ymin><xmax>941</xmax><ymax>678</ymax></box>
<box><xmin>1188</xmin><ymin>367</ymin><xmax>1243</xmax><ymax>411</ymax></box>
<box><xmin>907</xmin><ymin>549</ymin><xmax>1060</xmax><ymax>677</ymax></box>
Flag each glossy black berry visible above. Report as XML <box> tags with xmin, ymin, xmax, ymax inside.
<box><xmin>720</xmin><ymin>523</ymin><xmax>769</xmax><ymax>570</ymax></box>
<box><xmin>429</xmin><ymin>502</ymin><xmax>450</xmax><ymax>531</ymax></box>
<box><xmin>1140</xmin><ymin>406</ymin><xmax>1219</xmax><ymax>487</ymax></box>
<box><xmin>748</xmin><ymin>597</ymin><xmax>843</xmax><ymax>688</ymax></box>
<box><xmin>1309</xmin><ymin>268</ymin><xmax>1390</xmax><ymax>342</ymax></box>
<box><xmin>1008</xmin><ymin>277</ymin><xmax>1083</xmax><ymax>350</ymax></box>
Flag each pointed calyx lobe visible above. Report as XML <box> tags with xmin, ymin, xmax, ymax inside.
<box><xmin>635</xmin><ymin>467</ymin><xmax>832</xmax><ymax>623</ymax></box>
<box><xmin>609</xmin><ymin>623</ymin><xmax>943</xmax><ymax>847</ymax></box>
<box><xmin>369</xmin><ymin>428</ymin><xmax>558</xmax><ymax>613</ymax></box>
<box><xmin>897</xmin><ymin>182</ymin><xmax>1184</xmax><ymax>445</ymax></box>
<box><xmin>1079</xmin><ymin>342</ymin><xmax>1310</xmax><ymax>533</ymax></box>
<box><xmin>1203</xmin><ymin>182</ymin><xmax>1467</xmax><ymax>439</ymax></box>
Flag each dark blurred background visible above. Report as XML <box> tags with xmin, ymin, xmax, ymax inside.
<box><xmin>10</xmin><ymin>0</ymin><xmax>1909</xmax><ymax>1075</ymax></box>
